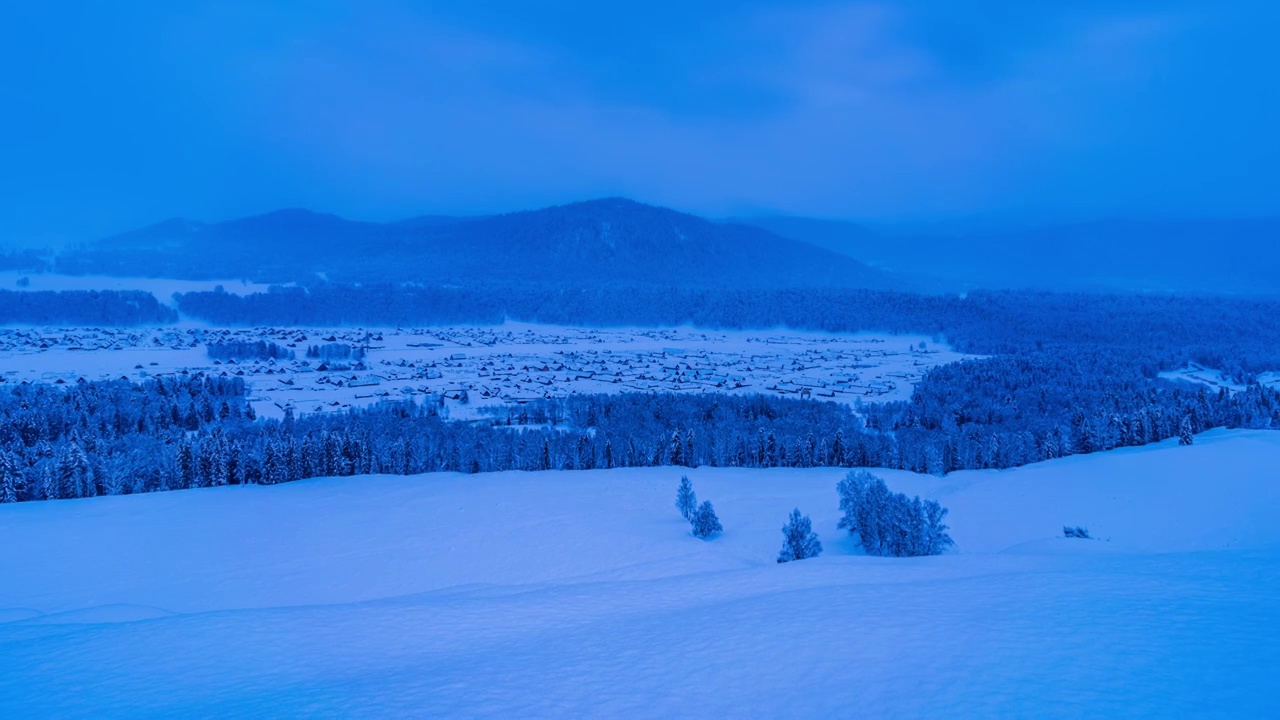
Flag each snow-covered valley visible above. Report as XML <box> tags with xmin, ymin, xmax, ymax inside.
<box><xmin>7</xmin><ymin>4</ymin><xmax>1279</xmax><ymax>716</ymax></box>
<box><xmin>0</xmin><ymin>323</ymin><xmax>968</xmax><ymax>419</ymax></box>
<box><xmin>1</xmin><ymin>429</ymin><xmax>1276</xmax><ymax>717</ymax></box>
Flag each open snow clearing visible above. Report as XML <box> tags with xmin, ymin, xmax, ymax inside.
<box><xmin>1</xmin><ymin>429</ymin><xmax>1277</xmax><ymax>716</ymax></box>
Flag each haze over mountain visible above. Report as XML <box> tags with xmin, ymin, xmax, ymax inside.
<box><xmin>6</xmin><ymin>3</ymin><xmax>1278</xmax><ymax>247</ymax></box>
<box><xmin>740</xmin><ymin>215</ymin><xmax>1280</xmax><ymax>295</ymax></box>
<box><xmin>58</xmin><ymin>199</ymin><xmax>906</xmax><ymax>291</ymax></box>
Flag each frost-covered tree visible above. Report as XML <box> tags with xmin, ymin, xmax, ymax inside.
<box><xmin>260</xmin><ymin>440</ymin><xmax>281</xmax><ymax>485</ymax></box>
<box><xmin>0</xmin><ymin>451</ymin><xmax>20</xmax><ymax>503</ymax></box>
<box><xmin>56</xmin><ymin>439</ymin><xmax>94</xmax><ymax>500</ymax></box>
<box><xmin>777</xmin><ymin>508</ymin><xmax>822</xmax><ymax>563</ymax></box>
<box><xmin>830</xmin><ymin>428</ymin><xmax>845</xmax><ymax>466</ymax></box>
<box><xmin>837</xmin><ymin>470</ymin><xmax>952</xmax><ymax>557</ymax></box>
<box><xmin>836</xmin><ymin>469</ymin><xmax>874</xmax><ymax>534</ymax></box>
<box><xmin>1178</xmin><ymin>414</ymin><xmax>1194</xmax><ymax>446</ymax></box>
<box><xmin>859</xmin><ymin>478</ymin><xmax>892</xmax><ymax>554</ymax></box>
<box><xmin>99</xmin><ymin>453</ymin><xmax>131</xmax><ymax>496</ymax></box>
<box><xmin>922</xmin><ymin>499</ymin><xmax>954</xmax><ymax>555</ymax></box>
<box><xmin>668</xmin><ymin>429</ymin><xmax>683</xmax><ymax>467</ymax></box>
<box><xmin>176</xmin><ymin>438</ymin><xmax>195</xmax><ymax>489</ymax></box>
<box><xmin>691</xmin><ymin>500</ymin><xmax>722</xmax><ymax>539</ymax></box>
<box><xmin>675</xmin><ymin>475</ymin><xmax>697</xmax><ymax>521</ymax></box>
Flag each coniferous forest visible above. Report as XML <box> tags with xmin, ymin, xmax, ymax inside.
<box><xmin>2</xmin><ymin>364</ymin><xmax>1276</xmax><ymax>502</ymax></box>
<box><xmin>0</xmin><ymin>289</ymin><xmax>177</xmax><ymax>325</ymax></box>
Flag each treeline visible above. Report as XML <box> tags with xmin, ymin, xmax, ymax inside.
<box><xmin>207</xmin><ymin>340</ymin><xmax>294</xmax><ymax>362</ymax></box>
<box><xmin>306</xmin><ymin>342</ymin><xmax>364</xmax><ymax>361</ymax></box>
<box><xmin>860</xmin><ymin>352</ymin><xmax>1280</xmax><ymax>472</ymax></box>
<box><xmin>176</xmin><ymin>284</ymin><xmax>510</xmax><ymax>326</ymax></box>
<box><xmin>0</xmin><ymin>289</ymin><xmax>177</xmax><ymax>326</ymax></box>
<box><xmin>3</xmin><ymin>375</ymin><xmax>1278</xmax><ymax>503</ymax></box>
<box><xmin>489</xmin><ymin>379</ymin><xmax>1278</xmax><ymax>474</ymax></box>
<box><xmin>0</xmin><ymin>375</ymin><xmax>254</xmax><ymax>501</ymax></box>
<box><xmin>0</xmin><ymin>250</ymin><xmax>48</xmax><ymax>273</ymax></box>
<box><xmin>173</xmin><ymin>284</ymin><xmax>1280</xmax><ymax>383</ymax></box>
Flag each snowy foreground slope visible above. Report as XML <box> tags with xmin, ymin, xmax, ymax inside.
<box><xmin>1</xmin><ymin>431</ymin><xmax>1278</xmax><ymax>717</ymax></box>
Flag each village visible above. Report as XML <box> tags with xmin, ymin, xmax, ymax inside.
<box><xmin>0</xmin><ymin>323</ymin><xmax>971</xmax><ymax>419</ymax></box>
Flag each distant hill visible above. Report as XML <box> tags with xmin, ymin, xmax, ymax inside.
<box><xmin>57</xmin><ymin>198</ymin><xmax>908</xmax><ymax>291</ymax></box>
<box><xmin>738</xmin><ymin>216</ymin><xmax>1280</xmax><ymax>295</ymax></box>
<box><xmin>417</xmin><ymin>198</ymin><xmax>901</xmax><ymax>289</ymax></box>
<box><xmin>63</xmin><ymin>209</ymin><xmax>396</xmax><ymax>282</ymax></box>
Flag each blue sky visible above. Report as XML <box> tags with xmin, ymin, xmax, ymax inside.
<box><xmin>2</xmin><ymin>0</ymin><xmax>1278</xmax><ymax>245</ymax></box>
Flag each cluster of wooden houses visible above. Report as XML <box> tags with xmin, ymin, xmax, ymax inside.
<box><xmin>1</xmin><ymin>324</ymin><xmax>959</xmax><ymax>417</ymax></box>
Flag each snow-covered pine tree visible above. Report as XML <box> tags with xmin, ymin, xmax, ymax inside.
<box><xmin>669</xmin><ymin>429</ymin><xmax>683</xmax><ymax>467</ymax></box>
<box><xmin>777</xmin><ymin>508</ymin><xmax>823</xmax><ymax>563</ymax></box>
<box><xmin>39</xmin><ymin>463</ymin><xmax>57</xmax><ymax>501</ymax></box>
<box><xmin>675</xmin><ymin>475</ymin><xmax>697</xmax><ymax>520</ymax></box>
<box><xmin>399</xmin><ymin>437</ymin><xmax>414</xmax><ymax>476</ymax></box>
<box><xmin>323</xmin><ymin>432</ymin><xmax>342</xmax><ymax>476</ymax></box>
<box><xmin>691</xmin><ymin>500</ymin><xmax>722</xmax><ymax>539</ymax></box>
<box><xmin>260</xmin><ymin>440</ymin><xmax>281</xmax><ymax>485</ymax></box>
<box><xmin>56</xmin><ymin>439</ymin><xmax>94</xmax><ymax>499</ymax></box>
<box><xmin>176</xmin><ymin>437</ymin><xmax>195</xmax><ymax>488</ymax></box>
<box><xmin>0</xmin><ymin>451</ymin><xmax>19</xmax><ymax>503</ymax></box>
<box><xmin>291</xmin><ymin>436</ymin><xmax>309</xmax><ymax>478</ymax></box>
<box><xmin>205</xmin><ymin>435</ymin><xmax>226</xmax><ymax>487</ymax></box>
<box><xmin>225</xmin><ymin>442</ymin><xmax>242</xmax><ymax>486</ymax></box>
<box><xmin>831</xmin><ymin>428</ymin><xmax>846</xmax><ymax>465</ymax></box>
<box><xmin>925</xmin><ymin>443</ymin><xmax>945</xmax><ymax>476</ymax></box>
<box><xmin>1178</xmin><ymin>414</ymin><xmax>1194</xmax><ymax>446</ymax></box>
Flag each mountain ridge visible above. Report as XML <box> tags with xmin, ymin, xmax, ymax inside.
<box><xmin>56</xmin><ymin>198</ymin><xmax>909</xmax><ymax>291</ymax></box>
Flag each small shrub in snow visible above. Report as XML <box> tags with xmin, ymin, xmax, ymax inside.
<box><xmin>691</xmin><ymin>500</ymin><xmax>722</xmax><ymax>540</ymax></box>
<box><xmin>777</xmin><ymin>508</ymin><xmax>822</xmax><ymax>563</ymax></box>
<box><xmin>1063</xmin><ymin>525</ymin><xmax>1091</xmax><ymax>539</ymax></box>
<box><xmin>836</xmin><ymin>470</ymin><xmax>953</xmax><ymax>557</ymax></box>
<box><xmin>675</xmin><ymin>475</ymin><xmax>697</xmax><ymax>521</ymax></box>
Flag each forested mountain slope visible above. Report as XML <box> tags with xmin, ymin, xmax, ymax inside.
<box><xmin>56</xmin><ymin>199</ymin><xmax>904</xmax><ymax>290</ymax></box>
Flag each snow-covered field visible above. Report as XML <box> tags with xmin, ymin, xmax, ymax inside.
<box><xmin>1</xmin><ymin>429</ymin><xmax>1277</xmax><ymax>717</ymax></box>
<box><xmin>0</xmin><ymin>323</ymin><xmax>968</xmax><ymax>419</ymax></box>
<box><xmin>1159</xmin><ymin>363</ymin><xmax>1280</xmax><ymax>393</ymax></box>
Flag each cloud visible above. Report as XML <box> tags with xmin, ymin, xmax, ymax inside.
<box><xmin>238</xmin><ymin>1</ymin><xmax>1224</xmax><ymax>220</ymax></box>
<box><xmin>0</xmin><ymin>0</ymin><xmax>1276</xmax><ymax>245</ymax></box>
